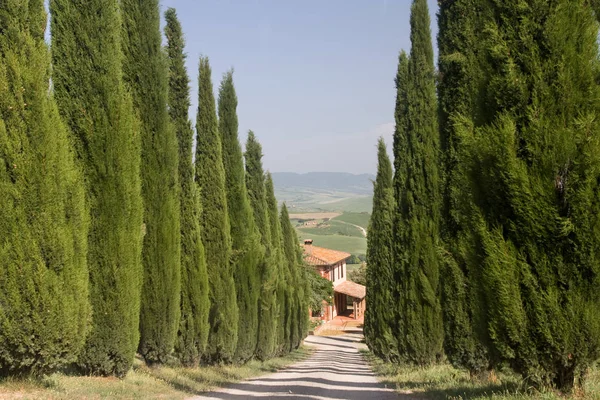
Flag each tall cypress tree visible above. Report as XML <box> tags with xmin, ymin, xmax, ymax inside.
<box><xmin>365</xmin><ymin>138</ymin><xmax>396</xmax><ymax>361</ymax></box>
<box><xmin>294</xmin><ymin>228</ymin><xmax>310</xmax><ymax>346</ymax></box>
<box><xmin>51</xmin><ymin>0</ymin><xmax>143</xmax><ymax>376</ymax></box>
<box><xmin>437</xmin><ymin>0</ymin><xmax>489</xmax><ymax>375</ymax></box>
<box><xmin>218</xmin><ymin>72</ymin><xmax>262</xmax><ymax>363</ymax></box>
<box><xmin>265</xmin><ymin>173</ymin><xmax>287</xmax><ymax>354</ymax></box>
<box><xmin>392</xmin><ymin>50</ymin><xmax>409</xmax><ymax>357</ymax></box>
<box><xmin>0</xmin><ymin>0</ymin><xmax>89</xmax><ymax>375</ymax></box>
<box><xmin>121</xmin><ymin>0</ymin><xmax>181</xmax><ymax>364</ymax></box>
<box><xmin>165</xmin><ymin>8</ymin><xmax>210</xmax><ymax>366</ymax></box>
<box><xmin>245</xmin><ymin>132</ymin><xmax>278</xmax><ymax>360</ymax></box>
<box><xmin>454</xmin><ymin>0</ymin><xmax>600</xmax><ymax>390</ymax></box>
<box><xmin>396</xmin><ymin>0</ymin><xmax>443</xmax><ymax>365</ymax></box>
<box><xmin>196</xmin><ymin>57</ymin><xmax>238</xmax><ymax>364</ymax></box>
<box><xmin>280</xmin><ymin>204</ymin><xmax>301</xmax><ymax>351</ymax></box>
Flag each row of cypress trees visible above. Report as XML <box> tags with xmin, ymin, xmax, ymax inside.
<box><xmin>366</xmin><ymin>0</ymin><xmax>600</xmax><ymax>392</ymax></box>
<box><xmin>0</xmin><ymin>0</ymin><xmax>309</xmax><ymax>377</ymax></box>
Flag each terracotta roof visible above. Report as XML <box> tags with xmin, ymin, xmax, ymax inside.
<box><xmin>334</xmin><ymin>280</ymin><xmax>366</xmax><ymax>299</ymax></box>
<box><xmin>302</xmin><ymin>245</ymin><xmax>351</xmax><ymax>266</ymax></box>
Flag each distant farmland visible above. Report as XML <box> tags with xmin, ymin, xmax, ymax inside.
<box><xmin>291</xmin><ymin>211</ymin><xmax>370</xmax><ymax>255</ymax></box>
<box><xmin>289</xmin><ymin>212</ymin><xmax>341</xmax><ymax>220</ymax></box>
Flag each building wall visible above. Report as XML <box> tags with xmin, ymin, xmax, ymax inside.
<box><xmin>313</xmin><ymin>259</ymin><xmax>348</xmax><ymax>322</ymax></box>
<box><xmin>316</xmin><ymin>261</ymin><xmax>346</xmax><ymax>321</ymax></box>
<box><xmin>328</xmin><ymin>261</ymin><xmax>347</xmax><ymax>287</ymax></box>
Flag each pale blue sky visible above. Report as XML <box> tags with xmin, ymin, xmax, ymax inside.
<box><xmin>160</xmin><ymin>0</ymin><xmax>439</xmax><ymax>174</ymax></box>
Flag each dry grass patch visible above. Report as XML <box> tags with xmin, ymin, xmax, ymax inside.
<box><xmin>316</xmin><ymin>329</ymin><xmax>347</xmax><ymax>336</ymax></box>
<box><xmin>0</xmin><ymin>347</ymin><xmax>313</xmax><ymax>400</ymax></box>
<box><xmin>289</xmin><ymin>212</ymin><xmax>341</xmax><ymax>220</ymax></box>
<box><xmin>362</xmin><ymin>350</ymin><xmax>600</xmax><ymax>400</ymax></box>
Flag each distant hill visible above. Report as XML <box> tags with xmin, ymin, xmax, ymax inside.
<box><xmin>271</xmin><ymin>172</ymin><xmax>374</xmax><ymax>195</ymax></box>
<box><xmin>271</xmin><ymin>172</ymin><xmax>374</xmax><ymax>213</ymax></box>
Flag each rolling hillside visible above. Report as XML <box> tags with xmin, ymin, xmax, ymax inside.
<box><xmin>272</xmin><ymin>172</ymin><xmax>374</xmax><ymax>213</ymax></box>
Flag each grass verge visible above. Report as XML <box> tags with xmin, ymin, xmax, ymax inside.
<box><xmin>0</xmin><ymin>347</ymin><xmax>313</xmax><ymax>400</ymax></box>
<box><xmin>361</xmin><ymin>350</ymin><xmax>600</xmax><ymax>399</ymax></box>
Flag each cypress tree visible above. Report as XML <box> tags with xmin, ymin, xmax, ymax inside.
<box><xmin>295</xmin><ymin>232</ymin><xmax>310</xmax><ymax>345</ymax></box>
<box><xmin>454</xmin><ymin>0</ymin><xmax>600</xmax><ymax>390</ymax></box>
<box><xmin>51</xmin><ymin>0</ymin><xmax>143</xmax><ymax>376</ymax></box>
<box><xmin>245</xmin><ymin>132</ymin><xmax>271</xmax><ymax>249</ymax></box>
<box><xmin>218</xmin><ymin>72</ymin><xmax>262</xmax><ymax>363</ymax></box>
<box><xmin>392</xmin><ymin>50</ymin><xmax>409</xmax><ymax>357</ymax></box>
<box><xmin>365</xmin><ymin>138</ymin><xmax>396</xmax><ymax>361</ymax></box>
<box><xmin>245</xmin><ymin>132</ymin><xmax>278</xmax><ymax>360</ymax></box>
<box><xmin>121</xmin><ymin>0</ymin><xmax>181</xmax><ymax>364</ymax></box>
<box><xmin>0</xmin><ymin>0</ymin><xmax>89</xmax><ymax>375</ymax></box>
<box><xmin>437</xmin><ymin>0</ymin><xmax>489</xmax><ymax>375</ymax></box>
<box><xmin>280</xmin><ymin>204</ymin><xmax>302</xmax><ymax>351</ymax></box>
<box><xmin>165</xmin><ymin>8</ymin><xmax>210</xmax><ymax>366</ymax></box>
<box><xmin>396</xmin><ymin>0</ymin><xmax>443</xmax><ymax>365</ymax></box>
<box><xmin>196</xmin><ymin>57</ymin><xmax>238</xmax><ymax>364</ymax></box>
<box><xmin>265</xmin><ymin>173</ymin><xmax>288</xmax><ymax>354</ymax></box>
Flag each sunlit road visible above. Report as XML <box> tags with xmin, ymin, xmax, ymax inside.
<box><xmin>191</xmin><ymin>331</ymin><xmax>398</xmax><ymax>399</ymax></box>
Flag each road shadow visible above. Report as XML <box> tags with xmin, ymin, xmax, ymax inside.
<box><xmin>198</xmin><ymin>382</ymin><xmax>399</xmax><ymax>400</ymax></box>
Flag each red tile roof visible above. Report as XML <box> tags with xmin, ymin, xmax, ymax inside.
<box><xmin>334</xmin><ymin>280</ymin><xmax>366</xmax><ymax>299</ymax></box>
<box><xmin>302</xmin><ymin>245</ymin><xmax>351</xmax><ymax>266</ymax></box>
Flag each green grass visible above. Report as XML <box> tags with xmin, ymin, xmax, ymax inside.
<box><xmin>298</xmin><ymin>220</ymin><xmax>364</xmax><ymax>238</ymax></box>
<box><xmin>319</xmin><ymin>196</ymin><xmax>372</xmax><ymax>213</ymax></box>
<box><xmin>0</xmin><ymin>347</ymin><xmax>313</xmax><ymax>400</ymax></box>
<box><xmin>296</xmin><ymin>228</ymin><xmax>367</xmax><ymax>255</ymax></box>
<box><xmin>332</xmin><ymin>212</ymin><xmax>371</xmax><ymax>230</ymax></box>
<box><xmin>363</xmin><ymin>350</ymin><xmax>600</xmax><ymax>399</ymax></box>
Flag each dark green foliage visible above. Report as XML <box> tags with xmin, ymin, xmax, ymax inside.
<box><xmin>279</xmin><ymin>204</ymin><xmax>296</xmax><ymax>352</ymax></box>
<box><xmin>245</xmin><ymin>132</ymin><xmax>277</xmax><ymax>360</ymax></box>
<box><xmin>195</xmin><ymin>57</ymin><xmax>238</xmax><ymax>364</ymax></box>
<box><xmin>392</xmin><ymin>50</ymin><xmax>409</xmax><ymax>358</ymax></box>
<box><xmin>305</xmin><ymin>267</ymin><xmax>334</xmax><ymax>313</ymax></box>
<box><xmin>280</xmin><ymin>204</ymin><xmax>307</xmax><ymax>351</ymax></box>
<box><xmin>437</xmin><ymin>0</ymin><xmax>489</xmax><ymax>375</ymax></box>
<box><xmin>395</xmin><ymin>0</ymin><xmax>443</xmax><ymax>365</ymax></box>
<box><xmin>450</xmin><ymin>0</ymin><xmax>600</xmax><ymax>390</ymax></box>
<box><xmin>165</xmin><ymin>8</ymin><xmax>210</xmax><ymax>367</ymax></box>
<box><xmin>348</xmin><ymin>263</ymin><xmax>366</xmax><ymax>286</ymax></box>
<box><xmin>265</xmin><ymin>173</ymin><xmax>288</xmax><ymax>354</ymax></box>
<box><xmin>292</xmin><ymin>226</ymin><xmax>310</xmax><ymax>344</ymax></box>
<box><xmin>365</xmin><ymin>138</ymin><xmax>397</xmax><ymax>361</ymax></box>
<box><xmin>0</xmin><ymin>0</ymin><xmax>89</xmax><ymax>375</ymax></box>
<box><xmin>245</xmin><ymin>132</ymin><xmax>271</xmax><ymax>246</ymax></box>
<box><xmin>218</xmin><ymin>71</ymin><xmax>261</xmax><ymax>363</ymax></box>
<box><xmin>51</xmin><ymin>0</ymin><xmax>143</xmax><ymax>376</ymax></box>
<box><xmin>121</xmin><ymin>0</ymin><xmax>181</xmax><ymax>365</ymax></box>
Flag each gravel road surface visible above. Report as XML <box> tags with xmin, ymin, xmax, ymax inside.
<box><xmin>191</xmin><ymin>331</ymin><xmax>398</xmax><ymax>399</ymax></box>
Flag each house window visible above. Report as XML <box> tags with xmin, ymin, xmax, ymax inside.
<box><xmin>341</xmin><ymin>263</ymin><xmax>344</xmax><ymax>278</ymax></box>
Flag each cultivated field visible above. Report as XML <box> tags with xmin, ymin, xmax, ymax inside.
<box><xmin>277</xmin><ymin>187</ymin><xmax>373</xmax><ymax>213</ymax></box>
<box><xmin>299</xmin><ymin>220</ymin><xmax>364</xmax><ymax>238</ymax></box>
<box><xmin>289</xmin><ymin>212</ymin><xmax>341</xmax><ymax>220</ymax></box>
<box><xmin>295</xmin><ymin>230</ymin><xmax>367</xmax><ymax>255</ymax></box>
<box><xmin>291</xmin><ymin>211</ymin><xmax>370</xmax><ymax>255</ymax></box>
<box><xmin>332</xmin><ymin>212</ymin><xmax>370</xmax><ymax>230</ymax></box>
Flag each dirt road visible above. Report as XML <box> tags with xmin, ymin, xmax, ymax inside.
<box><xmin>192</xmin><ymin>332</ymin><xmax>397</xmax><ymax>399</ymax></box>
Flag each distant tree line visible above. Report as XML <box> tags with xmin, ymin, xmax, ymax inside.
<box><xmin>0</xmin><ymin>0</ymin><xmax>315</xmax><ymax>377</ymax></box>
<box><xmin>365</xmin><ymin>0</ymin><xmax>600</xmax><ymax>392</ymax></box>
